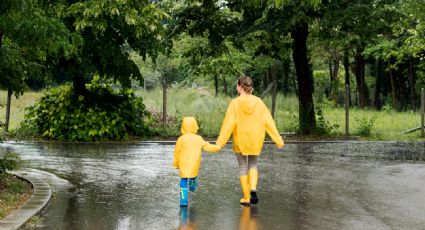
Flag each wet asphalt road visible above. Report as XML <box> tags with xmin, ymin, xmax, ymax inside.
<box><xmin>1</xmin><ymin>141</ymin><xmax>424</xmax><ymax>230</ymax></box>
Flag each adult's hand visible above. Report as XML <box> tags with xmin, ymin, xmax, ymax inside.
<box><xmin>277</xmin><ymin>143</ymin><xmax>284</xmax><ymax>149</ymax></box>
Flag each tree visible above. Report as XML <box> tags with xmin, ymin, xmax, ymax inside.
<box><xmin>48</xmin><ymin>0</ymin><xmax>169</xmax><ymax>97</ymax></box>
<box><xmin>317</xmin><ymin>0</ymin><xmax>402</xmax><ymax>108</ymax></box>
<box><xmin>0</xmin><ymin>0</ymin><xmax>74</xmax><ymax>131</ymax></box>
<box><xmin>361</xmin><ymin>0</ymin><xmax>423</xmax><ymax>110</ymax></box>
<box><xmin>173</xmin><ymin>0</ymin><xmax>320</xmax><ymax>134</ymax></box>
<box><xmin>235</xmin><ymin>0</ymin><xmax>320</xmax><ymax>134</ymax></box>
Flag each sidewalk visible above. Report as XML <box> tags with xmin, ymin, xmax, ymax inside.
<box><xmin>0</xmin><ymin>170</ymin><xmax>52</xmax><ymax>230</ymax></box>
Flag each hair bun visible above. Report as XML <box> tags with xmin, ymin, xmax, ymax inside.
<box><xmin>238</xmin><ymin>76</ymin><xmax>254</xmax><ymax>94</ymax></box>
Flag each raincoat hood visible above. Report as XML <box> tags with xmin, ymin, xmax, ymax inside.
<box><xmin>181</xmin><ymin>117</ymin><xmax>199</xmax><ymax>135</ymax></box>
<box><xmin>238</xmin><ymin>95</ymin><xmax>257</xmax><ymax>114</ymax></box>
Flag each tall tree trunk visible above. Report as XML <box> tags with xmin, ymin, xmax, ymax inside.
<box><xmin>374</xmin><ymin>58</ymin><xmax>384</xmax><ymax>110</ymax></box>
<box><xmin>354</xmin><ymin>49</ymin><xmax>368</xmax><ymax>108</ymax></box>
<box><xmin>408</xmin><ymin>57</ymin><xmax>417</xmax><ymax>109</ymax></box>
<box><xmin>162</xmin><ymin>79</ymin><xmax>167</xmax><ymax>126</ymax></box>
<box><xmin>329</xmin><ymin>60</ymin><xmax>333</xmax><ymax>83</ymax></box>
<box><xmin>5</xmin><ymin>88</ymin><xmax>12</xmax><ymax>132</ymax></box>
<box><xmin>282</xmin><ymin>58</ymin><xmax>290</xmax><ymax>95</ymax></box>
<box><xmin>223</xmin><ymin>77</ymin><xmax>227</xmax><ymax>96</ymax></box>
<box><xmin>398</xmin><ymin>65</ymin><xmax>408</xmax><ymax>110</ymax></box>
<box><xmin>68</xmin><ymin>59</ymin><xmax>86</xmax><ymax>97</ymax></box>
<box><xmin>343</xmin><ymin>49</ymin><xmax>351</xmax><ymax>105</ymax></box>
<box><xmin>393</xmin><ymin>64</ymin><xmax>407</xmax><ymax>110</ymax></box>
<box><xmin>389</xmin><ymin>69</ymin><xmax>397</xmax><ymax>109</ymax></box>
<box><xmin>292</xmin><ymin>66</ymin><xmax>298</xmax><ymax>94</ymax></box>
<box><xmin>328</xmin><ymin>60</ymin><xmax>332</xmax><ymax>98</ymax></box>
<box><xmin>331</xmin><ymin>53</ymin><xmax>340</xmax><ymax>101</ymax></box>
<box><xmin>261</xmin><ymin>72</ymin><xmax>265</xmax><ymax>91</ymax></box>
<box><xmin>214</xmin><ymin>75</ymin><xmax>219</xmax><ymax>97</ymax></box>
<box><xmin>0</xmin><ymin>30</ymin><xmax>3</xmax><ymax>47</ymax></box>
<box><xmin>269</xmin><ymin>67</ymin><xmax>277</xmax><ymax>118</ymax></box>
<box><xmin>73</xmin><ymin>74</ymin><xmax>86</xmax><ymax>97</ymax></box>
<box><xmin>291</xmin><ymin>22</ymin><xmax>316</xmax><ymax>134</ymax></box>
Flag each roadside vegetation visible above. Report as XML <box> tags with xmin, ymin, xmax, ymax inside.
<box><xmin>1</xmin><ymin>89</ymin><xmax>422</xmax><ymax>141</ymax></box>
<box><xmin>0</xmin><ymin>151</ymin><xmax>31</xmax><ymax>220</ymax></box>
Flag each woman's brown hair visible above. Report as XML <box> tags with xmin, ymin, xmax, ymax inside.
<box><xmin>237</xmin><ymin>76</ymin><xmax>254</xmax><ymax>94</ymax></box>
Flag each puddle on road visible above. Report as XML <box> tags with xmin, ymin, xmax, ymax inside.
<box><xmin>1</xmin><ymin>141</ymin><xmax>424</xmax><ymax>230</ymax></box>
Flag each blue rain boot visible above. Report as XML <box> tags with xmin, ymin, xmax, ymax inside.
<box><xmin>189</xmin><ymin>177</ymin><xmax>198</xmax><ymax>192</ymax></box>
<box><xmin>180</xmin><ymin>178</ymin><xmax>189</xmax><ymax>206</ymax></box>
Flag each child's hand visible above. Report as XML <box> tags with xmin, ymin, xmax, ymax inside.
<box><xmin>203</xmin><ymin>143</ymin><xmax>221</xmax><ymax>153</ymax></box>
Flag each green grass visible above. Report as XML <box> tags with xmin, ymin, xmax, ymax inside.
<box><xmin>322</xmin><ymin>107</ymin><xmax>422</xmax><ymax>140</ymax></box>
<box><xmin>1</xmin><ymin>88</ymin><xmax>424</xmax><ymax>140</ymax></box>
<box><xmin>138</xmin><ymin>87</ymin><xmax>301</xmax><ymax>137</ymax></box>
<box><xmin>0</xmin><ymin>91</ymin><xmax>43</xmax><ymax>130</ymax></box>
<box><xmin>139</xmin><ymin>87</ymin><xmax>424</xmax><ymax>140</ymax></box>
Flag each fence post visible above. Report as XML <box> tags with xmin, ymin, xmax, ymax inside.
<box><xmin>345</xmin><ymin>84</ymin><xmax>349</xmax><ymax>136</ymax></box>
<box><xmin>421</xmin><ymin>88</ymin><xmax>424</xmax><ymax>137</ymax></box>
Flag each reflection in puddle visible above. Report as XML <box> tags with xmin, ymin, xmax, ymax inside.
<box><xmin>239</xmin><ymin>206</ymin><xmax>258</xmax><ymax>230</ymax></box>
<box><xmin>293</xmin><ymin>144</ymin><xmax>313</xmax><ymax>230</ymax></box>
<box><xmin>179</xmin><ymin>207</ymin><xmax>198</xmax><ymax>230</ymax></box>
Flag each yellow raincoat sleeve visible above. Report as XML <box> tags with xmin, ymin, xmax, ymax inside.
<box><xmin>202</xmin><ymin>139</ymin><xmax>221</xmax><ymax>152</ymax></box>
<box><xmin>216</xmin><ymin>100</ymin><xmax>237</xmax><ymax>147</ymax></box>
<box><xmin>264</xmin><ymin>104</ymin><xmax>284</xmax><ymax>148</ymax></box>
<box><xmin>173</xmin><ymin>137</ymin><xmax>182</xmax><ymax>169</ymax></box>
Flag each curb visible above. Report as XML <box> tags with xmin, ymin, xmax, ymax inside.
<box><xmin>0</xmin><ymin>170</ymin><xmax>52</xmax><ymax>230</ymax></box>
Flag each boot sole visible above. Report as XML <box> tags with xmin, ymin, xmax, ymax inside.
<box><xmin>250</xmin><ymin>191</ymin><xmax>258</xmax><ymax>204</ymax></box>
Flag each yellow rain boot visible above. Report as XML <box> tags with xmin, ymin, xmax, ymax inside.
<box><xmin>249</xmin><ymin>168</ymin><xmax>258</xmax><ymax>204</ymax></box>
<box><xmin>240</xmin><ymin>175</ymin><xmax>250</xmax><ymax>205</ymax></box>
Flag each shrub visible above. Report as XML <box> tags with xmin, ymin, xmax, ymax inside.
<box><xmin>382</xmin><ymin>104</ymin><xmax>393</xmax><ymax>112</ymax></box>
<box><xmin>354</xmin><ymin>115</ymin><xmax>375</xmax><ymax>136</ymax></box>
<box><xmin>21</xmin><ymin>78</ymin><xmax>153</xmax><ymax>141</ymax></box>
<box><xmin>314</xmin><ymin>107</ymin><xmax>339</xmax><ymax>135</ymax></box>
<box><xmin>146</xmin><ymin>106</ymin><xmax>182</xmax><ymax>137</ymax></box>
<box><xmin>0</xmin><ymin>152</ymin><xmax>19</xmax><ymax>174</ymax></box>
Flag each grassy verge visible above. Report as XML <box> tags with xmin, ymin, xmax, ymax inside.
<box><xmin>0</xmin><ymin>173</ymin><xmax>33</xmax><ymax>219</ymax></box>
<box><xmin>1</xmin><ymin>89</ymin><xmax>424</xmax><ymax>141</ymax></box>
<box><xmin>139</xmin><ymin>87</ymin><xmax>424</xmax><ymax>140</ymax></box>
<box><xmin>0</xmin><ymin>91</ymin><xmax>43</xmax><ymax>130</ymax></box>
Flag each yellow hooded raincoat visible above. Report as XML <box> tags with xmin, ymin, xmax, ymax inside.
<box><xmin>216</xmin><ymin>94</ymin><xmax>284</xmax><ymax>155</ymax></box>
<box><xmin>173</xmin><ymin>117</ymin><xmax>220</xmax><ymax>178</ymax></box>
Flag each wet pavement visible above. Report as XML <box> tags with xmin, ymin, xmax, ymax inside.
<box><xmin>1</xmin><ymin>141</ymin><xmax>424</xmax><ymax>230</ymax></box>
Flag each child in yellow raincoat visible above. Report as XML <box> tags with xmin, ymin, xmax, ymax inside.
<box><xmin>173</xmin><ymin>117</ymin><xmax>221</xmax><ymax>206</ymax></box>
<box><xmin>217</xmin><ymin>76</ymin><xmax>284</xmax><ymax>205</ymax></box>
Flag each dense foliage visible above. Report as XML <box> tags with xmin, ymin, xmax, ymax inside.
<box><xmin>0</xmin><ymin>152</ymin><xmax>19</xmax><ymax>174</ymax></box>
<box><xmin>22</xmin><ymin>78</ymin><xmax>152</xmax><ymax>141</ymax></box>
<box><xmin>2</xmin><ymin>0</ymin><xmax>425</xmax><ymax>138</ymax></box>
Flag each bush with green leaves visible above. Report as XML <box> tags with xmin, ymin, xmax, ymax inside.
<box><xmin>0</xmin><ymin>152</ymin><xmax>19</xmax><ymax>174</ymax></box>
<box><xmin>314</xmin><ymin>107</ymin><xmax>339</xmax><ymax>135</ymax></box>
<box><xmin>22</xmin><ymin>79</ymin><xmax>153</xmax><ymax>141</ymax></box>
<box><xmin>354</xmin><ymin>116</ymin><xmax>375</xmax><ymax>136</ymax></box>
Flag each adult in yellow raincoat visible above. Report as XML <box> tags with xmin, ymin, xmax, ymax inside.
<box><xmin>173</xmin><ymin>117</ymin><xmax>220</xmax><ymax>206</ymax></box>
<box><xmin>216</xmin><ymin>76</ymin><xmax>284</xmax><ymax>205</ymax></box>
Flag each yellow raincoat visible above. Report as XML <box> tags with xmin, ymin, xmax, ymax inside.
<box><xmin>216</xmin><ymin>94</ymin><xmax>284</xmax><ymax>155</ymax></box>
<box><xmin>173</xmin><ymin>117</ymin><xmax>221</xmax><ymax>178</ymax></box>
